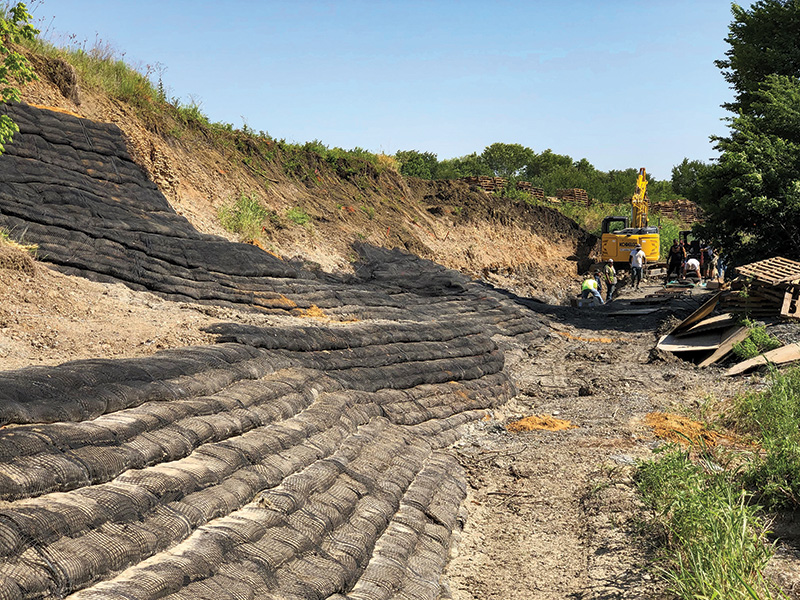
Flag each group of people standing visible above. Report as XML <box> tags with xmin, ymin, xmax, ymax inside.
<box><xmin>580</xmin><ymin>238</ymin><xmax>724</xmax><ymax>307</ymax></box>
<box><xmin>665</xmin><ymin>239</ymin><xmax>721</xmax><ymax>284</ymax></box>
<box><xmin>580</xmin><ymin>258</ymin><xmax>617</xmax><ymax>305</ymax></box>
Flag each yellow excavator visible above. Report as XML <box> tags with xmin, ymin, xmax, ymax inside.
<box><xmin>600</xmin><ymin>167</ymin><xmax>660</xmax><ymax>265</ymax></box>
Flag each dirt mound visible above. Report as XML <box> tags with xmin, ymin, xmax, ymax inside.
<box><xmin>0</xmin><ymin>243</ymin><xmax>36</xmax><ymax>274</ymax></box>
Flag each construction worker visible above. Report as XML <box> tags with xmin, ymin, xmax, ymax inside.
<box><xmin>603</xmin><ymin>258</ymin><xmax>617</xmax><ymax>302</ymax></box>
<box><xmin>629</xmin><ymin>244</ymin><xmax>646</xmax><ymax>290</ymax></box>
<box><xmin>581</xmin><ymin>276</ymin><xmax>604</xmax><ymax>305</ymax></box>
<box><xmin>665</xmin><ymin>239</ymin><xmax>684</xmax><ymax>284</ymax></box>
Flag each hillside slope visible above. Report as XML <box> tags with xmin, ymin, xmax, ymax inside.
<box><xmin>19</xmin><ymin>54</ymin><xmax>596</xmax><ymax>303</ymax></box>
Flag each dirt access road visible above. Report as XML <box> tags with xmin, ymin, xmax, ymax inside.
<box><xmin>443</xmin><ymin>281</ymin><xmax>758</xmax><ymax>599</ymax></box>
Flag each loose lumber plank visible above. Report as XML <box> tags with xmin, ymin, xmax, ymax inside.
<box><xmin>670</xmin><ymin>291</ymin><xmax>721</xmax><ymax>336</ymax></box>
<box><xmin>657</xmin><ymin>331</ymin><xmax>723</xmax><ymax>353</ymax></box>
<box><xmin>675</xmin><ymin>313</ymin><xmax>737</xmax><ymax>338</ymax></box>
<box><xmin>726</xmin><ymin>343</ymin><xmax>800</xmax><ymax>376</ymax></box>
<box><xmin>697</xmin><ymin>325</ymin><xmax>750</xmax><ymax>367</ymax></box>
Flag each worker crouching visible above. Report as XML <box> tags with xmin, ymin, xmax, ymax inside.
<box><xmin>581</xmin><ymin>276</ymin><xmax>605</xmax><ymax>305</ymax></box>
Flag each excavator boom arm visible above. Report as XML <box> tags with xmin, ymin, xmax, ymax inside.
<box><xmin>631</xmin><ymin>167</ymin><xmax>649</xmax><ymax>229</ymax></box>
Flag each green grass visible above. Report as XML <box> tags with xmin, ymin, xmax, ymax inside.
<box><xmin>285</xmin><ymin>207</ymin><xmax>311</xmax><ymax>226</ymax></box>
<box><xmin>730</xmin><ymin>368</ymin><xmax>800</xmax><ymax>508</ymax></box>
<box><xmin>217</xmin><ymin>194</ymin><xmax>269</xmax><ymax>240</ymax></box>
<box><xmin>636</xmin><ymin>447</ymin><xmax>779</xmax><ymax>599</ymax></box>
<box><xmin>733</xmin><ymin>321</ymin><xmax>783</xmax><ymax>361</ymax></box>
<box><xmin>636</xmin><ymin>367</ymin><xmax>800</xmax><ymax>597</ymax></box>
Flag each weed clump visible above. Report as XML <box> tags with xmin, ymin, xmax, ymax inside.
<box><xmin>733</xmin><ymin>321</ymin><xmax>782</xmax><ymax>360</ymax></box>
<box><xmin>636</xmin><ymin>447</ymin><xmax>776</xmax><ymax>599</ymax></box>
<box><xmin>217</xmin><ymin>194</ymin><xmax>270</xmax><ymax>241</ymax></box>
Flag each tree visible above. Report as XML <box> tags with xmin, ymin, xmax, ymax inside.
<box><xmin>395</xmin><ymin>150</ymin><xmax>439</xmax><ymax>179</ymax></box>
<box><xmin>0</xmin><ymin>2</ymin><xmax>38</xmax><ymax>154</ymax></box>
<box><xmin>480</xmin><ymin>143</ymin><xmax>534</xmax><ymax>178</ymax></box>
<box><xmin>671</xmin><ymin>158</ymin><xmax>708</xmax><ymax>202</ymax></box>
<box><xmin>697</xmin><ymin>74</ymin><xmax>800</xmax><ymax>264</ymax></box>
<box><xmin>436</xmin><ymin>153</ymin><xmax>492</xmax><ymax>179</ymax></box>
<box><xmin>715</xmin><ymin>0</ymin><xmax>800</xmax><ymax>113</ymax></box>
<box><xmin>523</xmin><ymin>149</ymin><xmax>573</xmax><ymax>179</ymax></box>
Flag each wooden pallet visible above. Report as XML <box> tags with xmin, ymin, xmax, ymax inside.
<box><xmin>782</xmin><ymin>285</ymin><xmax>800</xmax><ymax>319</ymax></box>
<box><xmin>736</xmin><ymin>256</ymin><xmax>800</xmax><ymax>286</ymax></box>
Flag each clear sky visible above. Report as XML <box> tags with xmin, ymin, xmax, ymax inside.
<box><xmin>30</xmin><ymin>0</ymin><xmax>736</xmax><ymax>181</ymax></box>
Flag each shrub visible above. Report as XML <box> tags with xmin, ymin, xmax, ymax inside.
<box><xmin>217</xmin><ymin>194</ymin><xmax>269</xmax><ymax>240</ymax></box>
<box><xmin>733</xmin><ymin>322</ymin><xmax>782</xmax><ymax>360</ymax></box>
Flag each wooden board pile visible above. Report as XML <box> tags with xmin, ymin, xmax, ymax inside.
<box><xmin>720</xmin><ymin>256</ymin><xmax>800</xmax><ymax>319</ymax></box>
<box><xmin>653</xmin><ymin>198</ymin><xmax>704</xmax><ymax>224</ymax></box>
<box><xmin>516</xmin><ymin>180</ymin><xmax>545</xmax><ymax>200</ymax></box>
<box><xmin>656</xmin><ymin>293</ymin><xmax>751</xmax><ymax>368</ymax></box>
<box><xmin>657</xmin><ymin>256</ymin><xmax>800</xmax><ymax>374</ymax></box>
<box><xmin>555</xmin><ymin>188</ymin><xmax>590</xmax><ymax>206</ymax></box>
<box><xmin>460</xmin><ymin>176</ymin><xmax>507</xmax><ymax>192</ymax></box>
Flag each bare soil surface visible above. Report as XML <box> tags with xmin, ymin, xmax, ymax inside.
<box><xmin>443</xmin><ymin>280</ymin><xmax>800</xmax><ymax>600</ymax></box>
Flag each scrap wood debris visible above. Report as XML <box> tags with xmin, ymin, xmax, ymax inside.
<box><xmin>507</xmin><ymin>414</ymin><xmax>578</xmax><ymax>433</ymax></box>
<box><xmin>657</xmin><ymin>256</ymin><xmax>800</xmax><ymax>372</ymax></box>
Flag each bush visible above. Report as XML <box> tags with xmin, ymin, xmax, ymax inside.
<box><xmin>733</xmin><ymin>322</ymin><xmax>782</xmax><ymax>360</ymax></box>
<box><xmin>731</xmin><ymin>367</ymin><xmax>800</xmax><ymax>508</ymax></box>
<box><xmin>217</xmin><ymin>194</ymin><xmax>269</xmax><ymax>240</ymax></box>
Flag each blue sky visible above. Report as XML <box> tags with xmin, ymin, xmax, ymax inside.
<box><xmin>31</xmin><ymin>0</ymin><xmax>735</xmax><ymax>181</ymax></box>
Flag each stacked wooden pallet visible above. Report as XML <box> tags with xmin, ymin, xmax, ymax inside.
<box><xmin>460</xmin><ymin>176</ymin><xmax>507</xmax><ymax>192</ymax></box>
<box><xmin>555</xmin><ymin>188</ymin><xmax>590</xmax><ymax>206</ymax></box>
<box><xmin>720</xmin><ymin>256</ymin><xmax>800</xmax><ymax>318</ymax></box>
<box><xmin>653</xmin><ymin>198</ymin><xmax>704</xmax><ymax>223</ymax></box>
<box><xmin>516</xmin><ymin>181</ymin><xmax>545</xmax><ymax>199</ymax></box>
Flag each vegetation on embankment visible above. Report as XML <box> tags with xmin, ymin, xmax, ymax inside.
<box><xmin>10</xmin><ymin>9</ymin><xmax>691</xmax><ymax>243</ymax></box>
<box><xmin>637</xmin><ymin>367</ymin><xmax>800</xmax><ymax>599</ymax></box>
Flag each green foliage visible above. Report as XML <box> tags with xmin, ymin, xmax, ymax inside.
<box><xmin>671</xmin><ymin>158</ymin><xmax>709</xmax><ymax>203</ymax></box>
<box><xmin>730</xmin><ymin>367</ymin><xmax>800</xmax><ymax>508</ymax></box>
<box><xmin>436</xmin><ymin>152</ymin><xmax>492</xmax><ymax>179</ymax></box>
<box><xmin>217</xmin><ymin>194</ymin><xmax>269</xmax><ymax>240</ymax></box>
<box><xmin>636</xmin><ymin>447</ymin><xmax>777</xmax><ymax>599</ymax></box>
<box><xmin>396</xmin><ymin>142</ymin><xmax>681</xmax><ymax>209</ymax></box>
<box><xmin>697</xmin><ymin>1</ymin><xmax>800</xmax><ymax>266</ymax></box>
<box><xmin>285</xmin><ymin>206</ymin><xmax>311</xmax><ymax>226</ymax></box>
<box><xmin>395</xmin><ymin>149</ymin><xmax>438</xmax><ymax>179</ymax></box>
<box><xmin>481</xmin><ymin>142</ymin><xmax>535</xmax><ymax>177</ymax></box>
<box><xmin>0</xmin><ymin>2</ymin><xmax>37</xmax><ymax>153</ymax></box>
<box><xmin>658</xmin><ymin>217</ymin><xmax>686</xmax><ymax>260</ymax></box>
<box><xmin>733</xmin><ymin>321</ymin><xmax>783</xmax><ymax>360</ymax></box>
<box><xmin>716</xmin><ymin>0</ymin><xmax>800</xmax><ymax>114</ymax></box>
<box><xmin>697</xmin><ymin>74</ymin><xmax>800</xmax><ymax>265</ymax></box>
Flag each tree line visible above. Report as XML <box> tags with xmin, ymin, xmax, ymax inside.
<box><xmin>397</xmin><ymin>0</ymin><xmax>800</xmax><ymax>269</ymax></box>
<box><xmin>395</xmin><ymin>144</ymin><xmax>678</xmax><ymax>205</ymax></box>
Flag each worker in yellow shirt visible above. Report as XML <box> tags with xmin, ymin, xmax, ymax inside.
<box><xmin>581</xmin><ymin>276</ymin><xmax>604</xmax><ymax>305</ymax></box>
